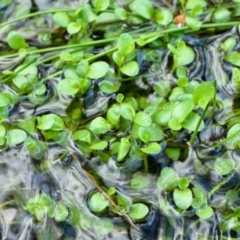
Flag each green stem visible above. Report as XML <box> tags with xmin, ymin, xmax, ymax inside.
<box><xmin>0</xmin><ymin>9</ymin><xmax>74</xmax><ymax>28</ymax></box>
<box><xmin>0</xmin><ymin>199</ymin><xmax>15</xmax><ymax>208</ymax></box>
<box><xmin>143</xmin><ymin>154</ymin><xmax>148</xmax><ymax>173</ymax></box>
<box><xmin>189</xmin><ymin>103</ymin><xmax>210</xmax><ymax>145</ymax></box>
<box><xmin>211</xmin><ymin>130</ymin><xmax>240</xmax><ymax>149</ymax></box>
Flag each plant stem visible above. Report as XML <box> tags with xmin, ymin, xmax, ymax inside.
<box><xmin>143</xmin><ymin>154</ymin><xmax>148</xmax><ymax>173</ymax></box>
<box><xmin>71</xmin><ymin>153</ymin><xmax>140</xmax><ymax>231</ymax></box>
<box><xmin>0</xmin><ymin>9</ymin><xmax>74</xmax><ymax>28</ymax></box>
<box><xmin>211</xmin><ymin>129</ymin><xmax>240</xmax><ymax>149</ymax></box>
<box><xmin>189</xmin><ymin>103</ymin><xmax>210</xmax><ymax>145</ymax></box>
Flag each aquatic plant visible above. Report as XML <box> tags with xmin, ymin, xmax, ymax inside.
<box><xmin>1</xmin><ymin>0</ymin><xmax>240</xmax><ymax>239</ymax></box>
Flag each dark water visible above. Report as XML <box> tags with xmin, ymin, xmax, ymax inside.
<box><xmin>0</xmin><ymin>1</ymin><xmax>240</xmax><ymax>240</ymax></box>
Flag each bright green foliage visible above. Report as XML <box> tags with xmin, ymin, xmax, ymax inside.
<box><xmin>232</xmin><ymin>68</ymin><xmax>240</xmax><ymax>91</ymax></box>
<box><xmin>224</xmin><ymin>52</ymin><xmax>240</xmax><ymax>66</ymax></box>
<box><xmin>117</xmin><ymin>34</ymin><xmax>135</xmax><ymax>57</ymax></box>
<box><xmin>114</xmin><ymin>195</ymin><xmax>132</xmax><ymax>213</ymax></box>
<box><xmin>87</xmin><ymin>61</ymin><xmax>109</xmax><ymax>79</ymax></box>
<box><xmin>157</xmin><ymin>167</ymin><xmax>179</xmax><ymax>190</ymax></box>
<box><xmin>129</xmin><ymin>0</ymin><xmax>154</xmax><ymax>19</ymax></box>
<box><xmin>90</xmin><ymin>141</ymin><xmax>108</xmax><ymax>150</ymax></box>
<box><xmin>178</xmin><ymin>178</ymin><xmax>189</xmax><ymax>190</ymax></box>
<box><xmin>92</xmin><ymin>0</ymin><xmax>110</xmax><ymax>12</ymax></box>
<box><xmin>26</xmin><ymin>194</ymin><xmax>54</xmax><ymax>221</ymax></box>
<box><xmin>99</xmin><ymin>80</ymin><xmax>120</xmax><ymax>94</ymax></box>
<box><xmin>53</xmin><ymin>12</ymin><xmax>71</xmax><ymax>27</ymax></box>
<box><xmin>196</xmin><ymin>206</ymin><xmax>213</xmax><ymax>220</ymax></box>
<box><xmin>168</xmin><ymin>41</ymin><xmax>195</xmax><ymax>69</ymax></box>
<box><xmin>37</xmin><ymin>114</ymin><xmax>65</xmax><ymax>131</ymax></box>
<box><xmin>115</xmin><ymin>8</ymin><xmax>127</xmax><ymax>20</ymax></box>
<box><xmin>67</xmin><ymin>22</ymin><xmax>81</xmax><ymax>34</ymax></box>
<box><xmin>221</xmin><ymin>37</ymin><xmax>236</xmax><ymax>52</ymax></box>
<box><xmin>214</xmin><ymin>157</ymin><xmax>235</xmax><ymax>175</ymax></box>
<box><xmin>58</xmin><ymin>78</ymin><xmax>80</xmax><ymax>95</ymax></box>
<box><xmin>117</xmin><ymin>137</ymin><xmax>131</xmax><ymax>162</ymax></box>
<box><xmin>7</xmin><ymin>31</ymin><xmax>26</xmax><ymax>50</ymax></box>
<box><xmin>134</xmin><ymin>112</ymin><xmax>152</xmax><ymax>127</ymax></box>
<box><xmin>6</xmin><ymin>129</ymin><xmax>27</xmax><ymax>146</ymax></box>
<box><xmin>130</xmin><ymin>172</ymin><xmax>151</xmax><ymax>190</ymax></box>
<box><xmin>213</xmin><ymin>8</ymin><xmax>230</xmax><ymax>23</ymax></box>
<box><xmin>186</xmin><ymin>16</ymin><xmax>202</xmax><ymax>31</ymax></box>
<box><xmin>54</xmin><ymin>204</ymin><xmax>69</xmax><ymax>222</ymax></box>
<box><xmin>173</xmin><ymin>188</ymin><xmax>193</xmax><ymax>210</ymax></box>
<box><xmin>155</xmin><ymin>8</ymin><xmax>173</xmax><ymax>25</ymax></box>
<box><xmin>89</xmin><ymin>192</ymin><xmax>109</xmax><ymax>213</ymax></box>
<box><xmin>165</xmin><ymin>148</ymin><xmax>180</xmax><ymax>161</ymax></box>
<box><xmin>140</xmin><ymin>142</ymin><xmax>161</xmax><ymax>154</ymax></box>
<box><xmin>0</xmin><ymin>125</ymin><xmax>6</xmax><ymax>146</ymax></box>
<box><xmin>107</xmin><ymin>187</ymin><xmax>116</xmax><ymax>195</ymax></box>
<box><xmin>120</xmin><ymin>61</ymin><xmax>139</xmax><ymax>76</ymax></box>
<box><xmin>88</xmin><ymin>117</ymin><xmax>111</xmax><ymax>134</ymax></box>
<box><xmin>24</xmin><ymin>137</ymin><xmax>47</xmax><ymax>160</ymax></box>
<box><xmin>0</xmin><ymin>93</ymin><xmax>12</xmax><ymax>107</ymax></box>
<box><xmin>185</xmin><ymin>0</ymin><xmax>207</xmax><ymax>9</ymax></box>
<box><xmin>193</xmin><ymin>82</ymin><xmax>215</xmax><ymax>109</ymax></box>
<box><xmin>129</xmin><ymin>203</ymin><xmax>149</xmax><ymax>220</ymax></box>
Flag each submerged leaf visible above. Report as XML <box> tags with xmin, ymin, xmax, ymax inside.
<box><xmin>214</xmin><ymin>157</ymin><xmax>235</xmax><ymax>175</ymax></box>
<box><xmin>157</xmin><ymin>167</ymin><xmax>179</xmax><ymax>190</ymax></box>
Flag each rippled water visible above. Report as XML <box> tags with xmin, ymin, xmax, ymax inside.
<box><xmin>1</xmin><ymin>1</ymin><xmax>240</xmax><ymax>240</ymax></box>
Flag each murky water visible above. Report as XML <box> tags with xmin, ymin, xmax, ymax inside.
<box><xmin>1</xmin><ymin>1</ymin><xmax>240</xmax><ymax>240</ymax></box>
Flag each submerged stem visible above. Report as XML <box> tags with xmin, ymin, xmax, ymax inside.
<box><xmin>71</xmin><ymin>153</ymin><xmax>140</xmax><ymax>231</ymax></box>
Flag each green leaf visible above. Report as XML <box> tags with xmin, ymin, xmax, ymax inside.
<box><xmin>99</xmin><ymin>80</ymin><xmax>120</xmax><ymax>94</ymax></box>
<box><xmin>89</xmin><ymin>192</ymin><xmax>109</xmax><ymax>213</ymax></box>
<box><xmin>7</xmin><ymin>31</ymin><xmax>26</xmax><ymax>50</ymax></box>
<box><xmin>24</xmin><ymin>137</ymin><xmax>47</xmax><ymax>160</ymax></box>
<box><xmin>232</xmin><ymin>68</ymin><xmax>240</xmax><ymax>91</ymax></box>
<box><xmin>115</xmin><ymin>8</ymin><xmax>127</xmax><ymax>20</ymax></box>
<box><xmin>115</xmin><ymin>195</ymin><xmax>132</xmax><ymax>213</ymax></box>
<box><xmin>169</xmin><ymin>41</ymin><xmax>195</xmax><ymax>68</ymax></box>
<box><xmin>53</xmin><ymin>12</ymin><xmax>71</xmax><ymax>27</ymax></box>
<box><xmin>129</xmin><ymin>203</ymin><xmax>149</xmax><ymax>220</ymax></box>
<box><xmin>182</xmin><ymin>112</ymin><xmax>204</xmax><ymax>132</ymax></box>
<box><xmin>141</xmin><ymin>142</ymin><xmax>161</xmax><ymax>154</ymax></box>
<box><xmin>73</xmin><ymin>130</ymin><xmax>91</xmax><ymax>144</ymax></box>
<box><xmin>172</xmin><ymin>99</ymin><xmax>194</xmax><ymax>123</ymax></box>
<box><xmin>221</xmin><ymin>37</ymin><xmax>236</xmax><ymax>52</ymax></box>
<box><xmin>168</xmin><ymin>118</ymin><xmax>182</xmax><ymax>131</ymax></box>
<box><xmin>130</xmin><ymin>172</ymin><xmax>151</xmax><ymax>190</ymax></box>
<box><xmin>12</xmin><ymin>75</ymin><xmax>28</xmax><ymax>90</ymax></box>
<box><xmin>120</xmin><ymin>103</ymin><xmax>136</xmax><ymax>121</ymax></box>
<box><xmin>214</xmin><ymin>157</ymin><xmax>235</xmax><ymax>175</ymax></box>
<box><xmin>7</xmin><ymin>129</ymin><xmax>27</xmax><ymax>146</ymax></box>
<box><xmin>173</xmin><ymin>188</ymin><xmax>192</xmax><ymax>210</ymax></box>
<box><xmin>155</xmin><ymin>8</ymin><xmax>173</xmax><ymax>25</ymax></box>
<box><xmin>54</xmin><ymin>204</ymin><xmax>69</xmax><ymax>222</ymax></box>
<box><xmin>196</xmin><ymin>206</ymin><xmax>213</xmax><ymax>220</ymax></box>
<box><xmin>0</xmin><ymin>93</ymin><xmax>12</xmax><ymax>107</ymax></box>
<box><xmin>177</xmin><ymin>76</ymin><xmax>188</xmax><ymax>88</ymax></box>
<box><xmin>153</xmin><ymin>81</ymin><xmax>171</xmax><ymax>97</ymax></box>
<box><xmin>157</xmin><ymin>167</ymin><xmax>179</xmax><ymax>190</ymax></box>
<box><xmin>138</xmin><ymin>125</ymin><xmax>164</xmax><ymax>143</ymax></box>
<box><xmin>90</xmin><ymin>141</ymin><xmax>108</xmax><ymax>150</ymax></box>
<box><xmin>129</xmin><ymin>0</ymin><xmax>154</xmax><ymax>19</ymax></box>
<box><xmin>107</xmin><ymin>187</ymin><xmax>116</xmax><ymax>196</ymax></box>
<box><xmin>91</xmin><ymin>0</ymin><xmax>110</xmax><ymax>12</ymax></box>
<box><xmin>193</xmin><ymin>82</ymin><xmax>215</xmax><ymax>108</ymax></box>
<box><xmin>58</xmin><ymin>78</ymin><xmax>80</xmax><ymax>95</ymax></box>
<box><xmin>117</xmin><ymin>137</ymin><xmax>131</xmax><ymax>162</ymax></box>
<box><xmin>87</xmin><ymin>61</ymin><xmax>109</xmax><ymax>79</ymax></box>
<box><xmin>120</xmin><ymin>61</ymin><xmax>139</xmax><ymax>77</ymax></box>
<box><xmin>113</xmin><ymin>51</ymin><xmax>124</xmax><ymax>66</ymax></box>
<box><xmin>37</xmin><ymin>114</ymin><xmax>65</xmax><ymax>131</ymax></box>
<box><xmin>224</xmin><ymin>52</ymin><xmax>240</xmax><ymax>67</ymax></box>
<box><xmin>117</xmin><ymin>34</ymin><xmax>135</xmax><ymax>57</ymax></box>
<box><xmin>186</xmin><ymin>0</ymin><xmax>207</xmax><ymax>9</ymax></box>
<box><xmin>107</xmin><ymin>105</ymin><xmax>121</xmax><ymax>125</ymax></box>
<box><xmin>134</xmin><ymin>112</ymin><xmax>152</xmax><ymax>127</ymax></box>
<box><xmin>76</xmin><ymin>60</ymin><xmax>89</xmax><ymax>78</ymax></box>
<box><xmin>227</xmin><ymin>123</ymin><xmax>240</xmax><ymax>145</ymax></box>
<box><xmin>67</xmin><ymin>22</ymin><xmax>81</xmax><ymax>34</ymax></box>
<box><xmin>178</xmin><ymin>178</ymin><xmax>189</xmax><ymax>190</ymax></box>
<box><xmin>165</xmin><ymin>148</ymin><xmax>181</xmax><ymax>161</ymax></box>
<box><xmin>185</xmin><ymin>16</ymin><xmax>202</xmax><ymax>31</ymax></box>
<box><xmin>88</xmin><ymin>117</ymin><xmax>111</xmax><ymax>134</ymax></box>
<box><xmin>213</xmin><ymin>8</ymin><xmax>230</xmax><ymax>23</ymax></box>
